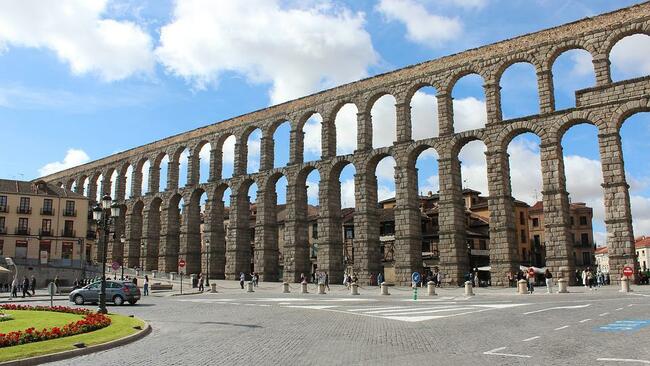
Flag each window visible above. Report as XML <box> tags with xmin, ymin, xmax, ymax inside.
<box><xmin>0</xmin><ymin>195</ymin><xmax>7</xmax><ymax>212</ymax></box>
<box><xmin>345</xmin><ymin>227</ymin><xmax>354</xmax><ymax>239</ymax></box>
<box><xmin>64</xmin><ymin>200</ymin><xmax>76</xmax><ymax>216</ymax></box>
<box><xmin>570</xmin><ymin>216</ymin><xmax>575</xmax><ymax>226</ymax></box>
<box><xmin>312</xmin><ymin>223</ymin><xmax>318</xmax><ymax>239</ymax></box>
<box><xmin>532</xmin><ymin>218</ymin><xmax>539</xmax><ymax>227</ymax></box>
<box><xmin>62</xmin><ymin>242</ymin><xmax>73</xmax><ymax>259</ymax></box>
<box><xmin>520</xmin><ymin>229</ymin><xmax>527</xmax><ymax>243</ymax></box>
<box><xmin>571</xmin><ymin>233</ymin><xmax>576</xmax><ymax>244</ymax></box>
<box><xmin>64</xmin><ymin>220</ymin><xmax>74</xmax><ymax>237</ymax></box>
<box><xmin>41</xmin><ymin>219</ymin><xmax>52</xmax><ymax>235</ymax></box>
<box><xmin>42</xmin><ymin>199</ymin><xmax>53</xmax><ymax>215</ymax></box>
<box><xmin>0</xmin><ymin>239</ymin><xmax>3</xmax><ymax>255</ymax></box>
<box><xmin>479</xmin><ymin>239</ymin><xmax>487</xmax><ymax>250</ymax></box>
<box><xmin>582</xmin><ymin>252</ymin><xmax>591</xmax><ymax>266</ymax></box>
<box><xmin>18</xmin><ymin>218</ymin><xmax>29</xmax><ymax>234</ymax></box>
<box><xmin>519</xmin><ymin>211</ymin><xmax>525</xmax><ymax>225</ymax></box>
<box><xmin>522</xmin><ymin>248</ymin><xmax>527</xmax><ymax>261</ymax></box>
<box><xmin>15</xmin><ymin>240</ymin><xmax>27</xmax><ymax>259</ymax></box>
<box><xmin>39</xmin><ymin>241</ymin><xmax>51</xmax><ymax>263</ymax></box>
<box><xmin>581</xmin><ymin>233</ymin><xmax>589</xmax><ymax>246</ymax></box>
<box><xmin>0</xmin><ymin>216</ymin><xmax>5</xmax><ymax>232</ymax></box>
<box><xmin>19</xmin><ymin>197</ymin><xmax>30</xmax><ymax>214</ymax></box>
<box><xmin>533</xmin><ymin>235</ymin><xmax>541</xmax><ymax>246</ymax></box>
<box><xmin>579</xmin><ymin>216</ymin><xmax>587</xmax><ymax>226</ymax></box>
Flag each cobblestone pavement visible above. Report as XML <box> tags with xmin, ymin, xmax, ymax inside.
<box><xmin>26</xmin><ymin>283</ymin><xmax>650</xmax><ymax>366</ymax></box>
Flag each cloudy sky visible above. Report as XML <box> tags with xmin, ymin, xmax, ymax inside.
<box><xmin>1</xmin><ymin>0</ymin><xmax>649</xmax><ymax>246</ymax></box>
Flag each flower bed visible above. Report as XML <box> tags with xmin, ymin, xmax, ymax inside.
<box><xmin>0</xmin><ymin>305</ymin><xmax>111</xmax><ymax>348</ymax></box>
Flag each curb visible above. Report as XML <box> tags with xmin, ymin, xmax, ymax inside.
<box><xmin>0</xmin><ymin>318</ymin><xmax>152</xmax><ymax>366</ymax></box>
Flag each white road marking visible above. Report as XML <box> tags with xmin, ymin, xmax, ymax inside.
<box><xmin>381</xmin><ymin>307</ymin><xmax>473</xmax><ymax>316</ymax></box>
<box><xmin>580</xmin><ymin>319</ymin><xmax>592</xmax><ymax>323</ymax></box>
<box><xmin>523</xmin><ymin>304</ymin><xmax>590</xmax><ymax>315</ymax></box>
<box><xmin>597</xmin><ymin>358</ymin><xmax>650</xmax><ymax>364</ymax></box>
<box><xmin>284</xmin><ymin>305</ymin><xmax>338</xmax><ymax>310</ymax></box>
<box><xmin>616</xmin><ymin>307</ymin><xmax>624</xmax><ymax>311</ymax></box>
<box><xmin>628</xmin><ymin>304</ymin><xmax>634</xmax><ymax>307</ymax></box>
<box><xmin>348</xmin><ymin>306</ymin><xmax>407</xmax><ymax>312</ymax></box>
<box><xmin>554</xmin><ymin>325</ymin><xmax>570</xmax><ymax>331</ymax></box>
<box><xmin>600</xmin><ymin>312</ymin><xmax>610</xmax><ymax>317</ymax></box>
<box><xmin>483</xmin><ymin>347</ymin><xmax>531</xmax><ymax>358</ymax></box>
<box><xmin>363</xmin><ymin>306</ymin><xmax>455</xmax><ymax>314</ymax></box>
<box><xmin>522</xmin><ymin>336</ymin><xmax>540</xmax><ymax>342</ymax></box>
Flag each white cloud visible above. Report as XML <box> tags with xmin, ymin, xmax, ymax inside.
<box><xmin>335</xmin><ymin>104</ymin><xmax>358</xmax><ymax>155</ymax></box>
<box><xmin>507</xmin><ymin>138</ymin><xmax>542</xmax><ymax>205</ymax></box>
<box><xmin>377</xmin><ymin>0</ymin><xmax>463</xmax><ymax>48</ymax></box>
<box><xmin>340</xmin><ymin>178</ymin><xmax>355</xmax><ymax>208</ymax></box>
<box><xmin>610</xmin><ymin>34</ymin><xmax>650</xmax><ymax>80</ymax></box>
<box><xmin>375</xmin><ymin>158</ymin><xmax>396</xmax><ymax>181</ymax></box>
<box><xmin>459</xmin><ymin>140</ymin><xmax>488</xmax><ymax>194</ymax></box>
<box><xmin>411</xmin><ymin>90</ymin><xmax>439</xmax><ymax>139</ymax></box>
<box><xmin>453</xmin><ymin>97</ymin><xmax>487</xmax><ymax>132</ymax></box>
<box><xmin>378</xmin><ymin>185</ymin><xmax>395</xmax><ymax>202</ymax></box>
<box><xmin>372</xmin><ymin>95</ymin><xmax>397</xmax><ymax>148</ymax></box>
<box><xmin>156</xmin><ymin>0</ymin><xmax>377</xmax><ymax>104</ymax></box>
<box><xmin>306</xmin><ymin>180</ymin><xmax>319</xmax><ymax>202</ymax></box>
<box><xmin>420</xmin><ymin>174</ymin><xmax>440</xmax><ymax>195</ymax></box>
<box><xmin>303</xmin><ymin>115</ymin><xmax>322</xmax><ymax>160</ymax></box>
<box><xmin>446</xmin><ymin>0</ymin><xmax>488</xmax><ymax>10</ymax></box>
<box><xmin>38</xmin><ymin>148</ymin><xmax>90</xmax><ymax>176</ymax></box>
<box><xmin>0</xmin><ymin>0</ymin><xmax>154</xmax><ymax>81</ymax></box>
<box><xmin>631</xmin><ymin>195</ymin><xmax>650</xmax><ymax>237</ymax></box>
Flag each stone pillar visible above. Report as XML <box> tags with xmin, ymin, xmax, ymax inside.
<box><xmin>131</xmin><ymin>169</ymin><xmax>142</xmax><ymax>198</ymax></box>
<box><xmin>115</xmin><ymin>174</ymin><xmax>127</xmax><ymax>202</ymax></box>
<box><xmin>353</xmin><ymin>172</ymin><xmax>381</xmax><ymax>285</ymax></box>
<box><xmin>142</xmin><ymin>203</ymin><xmax>161</xmax><ymax>271</ymax></box>
<box><xmin>148</xmin><ymin>165</ymin><xmax>160</xmax><ymax>194</ymax></box>
<box><xmin>485</xmin><ymin>149</ymin><xmax>519</xmax><ymax>286</ymax></box>
<box><xmin>179</xmin><ymin>198</ymin><xmax>201</xmax><ymax>275</ymax></box>
<box><xmin>290</xmin><ymin>128</ymin><xmax>304</xmax><ymax>165</ymax></box>
<box><xmin>395</xmin><ymin>102</ymin><xmax>412</xmax><ymax>143</ymax></box>
<box><xmin>393</xmin><ymin>154</ymin><xmax>422</xmax><ymax>285</ymax></box>
<box><xmin>225</xmin><ymin>189</ymin><xmax>252</xmax><ymax>279</ymax></box>
<box><xmin>356</xmin><ymin>110</ymin><xmax>372</xmax><ymax>151</ymax></box>
<box><xmin>167</xmin><ymin>160</ymin><xmax>179</xmax><ymax>191</ymax></box>
<box><xmin>124</xmin><ymin>207</ymin><xmax>143</xmax><ymax>268</ymax></box>
<box><xmin>109</xmin><ymin>212</ymin><xmax>125</xmax><ymax>265</ymax></box>
<box><xmin>254</xmin><ymin>189</ymin><xmax>279</xmax><ymax>281</ymax></box>
<box><xmin>539</xmin><ymin>141</ymin><xmax>574</xmax><ymax>282</ymax></box>
<box><xmin>283</xmin><ymin>182</ymin><xmax>311</xmax><ymax>282</ymax></box>
<box><xmin>186</xmin><ymin>154</ymin><xmax>199</xmax><ymax>186</ymax></box>
<box><xmin>437</xmin><ymin>155</ymin><xmax>468</xmax><ymax>286</ymax></box>
<box><xmin>100</xmin><ymin>173</ymin><xmax>112</xmax><ymax>199</ymax></box>
<box><xmin>436</xmin><ymin>91</ymin><xmax>454</xmax><ymax>136</ymax></box>
<box><xmin>484</xmin><ymin>80</ymin><xmax>502</xmax><ymax>125</ymax></box>
<box><xmin>74</xmin><ymin>177</ymin><xmax>85</xmax><ymax>195</ymax></box>
<box><xmin>317</xmin><ymin>175</ymin><xmax>344</xmax><ymax>285</ymax></box>
<box><xmin>321</xmin><ymin>116</ymin><xmax>336</xmax><ymax>159</ymax></box>
<box><xmin>158</xmin><ymin>202</ymin><xmax>180</xmax><ymax>272</ymax></box>
<box><xmin>259</xmin><ymin>134</ymin><xmax>274</xmax><ymax>171</ymax></box>
<box><xmin>599</xmin><ymin>131</ymin><xmax>636</xmax><ymax>282</ymax></box>
<box><xmin>537</xmin><ymin>69</ymin><xmax>555</xmax><ymax>114</ymax></box>
<box><xmin>593</xmin><ymin>55</ymin><xmax>612</xmax><ymax>87</ymax></box>
<box><xmin>203</xmin><ymin>197</ymin><xmax>226</xmax><ymax>279</ymax></box>
<box><xmin>208</xmin><ymin>147</ymin><xmax>222</xmax><ymax>182</ymax></box>
<box><xmin>233</xmin><ymin>142</ymin><xmax>247</xmax><ymax>176</ymax></box>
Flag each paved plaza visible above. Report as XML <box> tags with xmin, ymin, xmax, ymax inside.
<box><xmin>12</xmin><ymin>282</ymin><xmax>649</xmax><ymax>366</ymax></box>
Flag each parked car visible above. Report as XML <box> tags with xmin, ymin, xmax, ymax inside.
<box><xmin>69</xmin><ymin>280</ymin><xmax>141</xmax><ymax>306</ymax></box>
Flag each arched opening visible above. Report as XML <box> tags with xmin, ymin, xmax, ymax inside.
<box><xmin>144</xmin><ymin>197</ymin><xmax>162</xmax><ymax>271</ymax></box>
<box><xmin>335</xmin><ymin>103</ymin><xmax>358</xmax><ymax>156</ymax></box>
<box><xmin>452</xmin><ymin>73</ymin><xmax>487</xmax><ymax>133</ymax></box>
<box><xmin>414</xmin><ymin>146</ymin><xmax>440</xmax><ymax>280</ymax></box>
<box><xmin>410</xmin><ymin>86</ymin><xmax>438</xmax><ymax>140</ymax></box>
<box><xmin>124</xmin><ymin>166</ymin><xmax>133</xmax><ymax>198</ymax></box>
<box><xmin>204</xmin><ymin>184</ymin><xmax>230</xmax><ymax>280</ymax></box>
<box><xmin>371</xmin><ymin>94</ymin><xmax>397</xmax><ymax>149</ymax></box>
<box><xmin>273</xmin><ymin>122</ymin><xmax>291</xmax><ymax>168</ymax></box>
<box><xmin>302</xmin><ymin>114</ymin><xmax>322</xmax><ymax>162</ymax></box>
<box><xmin>177</xmin><ymin>148</ymin><xmax>190</xmax><ymax>187</ymax></box>
<box><xmin>159</xmin><ymin>155</ymin><xmax>169</xmax><ymax>192</ymax></box>
<box><xmin>95</xmin><ymin>174</ymin><xmax>103</xmax><ymax>202</ymax></box>
<box><xmin>198</xmin><ymin>142</ymin><xmax>211</xmax><ymax>184</ymax></box>
<box><xmin>305</xmin><ymin>169</ymin><xmax>321</xmax><ymax>278</ymax></box>
<box><xmin>181</xmin><ymin>189</ymin><xmax>206</xmax><ymax>274</ymax></box>
<box><xmin>610</xmin><ymin>34</ymin><xmax>650</xmax><ymax>82</ymax></box>
<box><xmin>127</xmin><ymin>200</ymin><xmax>144</xmax><ymax>268</ymax></box>
<box><xmin>336</xmin><ymin>163</ymin><xmax>356</xmax><ymax>280</ymax></box>
<box><xmin>552</xmin><ymin>49</ymin><xmax>595</xmax><ymax>110</ymax></box>
<box><xmin>82</xmin><ymin>177</ymin><xmax>90</xmax><ymax>199</ymax></box>
<box><xmin>246</xmin><ymin>129</ymin><xmax>262</xmax><ymax>174</ymax></box>
<box><xmin>222</xmin><ymin>135</ymin><xmax>236</xmax><ymax>179</ymax></box>
<box><xmin>141</xmin><ymin>160</ymin><xmax>151</xmax><ymax>195</ymax></box>
<box><xmin>500</xmin><ymin>62</ymin><xmax>539</xmax><ymax>119</ymax></box>
<box><xmin>110</xmin><ymin>170</ymin><xmax>118</xmax><ymax>199</ymax></box>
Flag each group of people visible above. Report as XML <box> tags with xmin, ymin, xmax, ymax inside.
<box><xmin>4</xmin><ymin>275</ymin><xmax>37</xmax><ymax>298</ymax></box>
<box><xmin>238</xmin><ymin>272</ymin><xmax>260</xmax><ymax>289</ymax></box>
<box><xmin>577</xmin><ymin>268</ymin><xmax>609</xmax><ymax>289</ymax></box>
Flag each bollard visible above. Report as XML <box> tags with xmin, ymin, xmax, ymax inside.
<box><xmin>247</xmin><ymin>281</ymin><xmax>255</xmax><ymax>293</ymax></box>
<box><xmin>283</xmin><ymin>282</ymin><xmax>290</xmax><ymax>293</ymax></box>
<box><xmin>170</xmin><ymin>272</ymin><xmax>177</xmax><ymax>281</ymax></box>
<box><xmin>301</xmin><ymin>282</ymin><xmax>308</xmax><ymax>294</ymax></box>
<box><xmin>427</xmin><ymin>281</ymin><xmax>437</xmax><ymax>296</ymax></box>
<box><xmin>620</xmin><ymin>277</ymin><xmax>630</xmax><ymax>293</ymax></box>
<box><xmin>350</xmin><ymin>282</ymin><xmax>360</xmax><ymax>295</ymax></box>
<box><xmin>557</xmin><ymin>278</ymin><xmax>568</xmax><ymax>293</ymax></box>
<box><xmin>210</xmin><ymin>283</ymin><xmax>217</xmax><ymax>293</ymax></box>
<box><xmin>464</xmin><ymin>281</ymin><xmax>475</xmax><ymax>296</ymax></box>
<box><xmin>518</xmin><ymin>279</ymin><xmax>528</xmax><ymax>295</ymax></box>
<box><xmin>380</xmin><ymin>282</ymin><xmax>390</xmax><ymax>296</ymax></box>
<box><xmin>318</xmin><ymin>283</ymin><xmax>326</xmax><ymax>295</ymax></box>
<box><xmin>152</xmin><ymin>270</ymin><xmax>157</xmax><ymax>279</ymax></box>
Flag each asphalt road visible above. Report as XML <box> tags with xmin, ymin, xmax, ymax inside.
<box><xmin>19</xmin><ymin>283</ymin><xmax>650</xmax><ymax>366</ymax></box>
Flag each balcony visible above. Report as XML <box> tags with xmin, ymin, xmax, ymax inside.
<box><xmin>39</xmin><ymin>228</ymin><xmax>53</xmax><ymax>236</ymax></box>
<box><xmin>574</xmin><ymin>241</ymin><xmax>594</xmax><ymax>248</ymax></box>
<box><xmin>62</xmin><ymin>229</ymin><xmax>76</xmax><ymax>238</ymax></box>
<box><xmin>40</xmin><ymin>207</ymin><xmax>55</xmax><ymax>216</ymax></box>
<box><xmin>17</xmin><ymin>207</ymin><xmax>32</xmax><ymax>215</ymax></box>
<box><xmin>0</xmin><ymin>226</ymin><xmax>6</xmax><ymax>234</ymax></box>
<box><xmin>86</xmin><ymin>230</ymin><xmax>97</xmax><ymax>240</ymax></box>
<box><xmin>15</xmin><ymin>227</ymin><xmax>30</xmax><ymax>235</ymax></box>
<box><xmin>62</xmin><ymin>209</ymin><xmax>77</xmax><ymax>217</ymax></box>
<box><xmin>0</xmin><ymin>205</ymin><xmax>8</xmax><ymax>213</ymax></box>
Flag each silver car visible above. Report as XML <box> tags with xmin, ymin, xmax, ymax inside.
<box><xmin>69</xmin><ymin>281</ymin><xmax>141</xmax><ymax>306</ymax></box>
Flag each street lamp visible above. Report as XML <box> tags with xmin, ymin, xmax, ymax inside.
<box><xmin>205</xmin><ymin>239</ymin><xmax>210</xmax><ymax>286</ymax></box>
<box><xmin>120</xmin><ymin>235</ymin><xmax>126</xmax><ymax>280</ymax></box>
<box><xmin>92</xmin><ymin>195</ymin><xmax>120</xmax><ymax>314</ymax></box>
<box><xmin>140</xmin><ymin>240</ymin><xmax>145</xmax><ymax>274</ymax></box>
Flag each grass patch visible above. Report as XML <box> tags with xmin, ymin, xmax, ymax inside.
<box><xmin>0</xmin><ymin>310</ymin><xmax>84</xmax><ymax>334</ymax></box>
<box><xmin>0</xmin><ymin>313</ymin><xmax>145</xmax><ymax>362</ymax></box>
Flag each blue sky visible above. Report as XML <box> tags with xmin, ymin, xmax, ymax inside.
<box><xmin>1</xmin><ymin>0</ymin><xmax>649</xmax><ymax>245</ymax></box>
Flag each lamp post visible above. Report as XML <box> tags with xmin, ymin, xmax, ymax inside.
<box><xmin>467</xmin><ymin>242</ymin><xmax>473</xmax><ymax>282</ymax></box>
<box><xmin>140</xmin><ymin>240</ymin><xmax>145</xmax><ymax>274</ymax></box>
<box><xmin>205</xmin><ymin>239</ymin><xmax>210</xmax><ymax>286</ymax></box>
<box><xmin>120</xmin><ymin>235</ymin><xmax>125</xmax><ymax>280</ymax></box>
<box><xmin>92</xmin><ymin>195</ymin><xmax>120</xmax><ymax>315</ymax></box>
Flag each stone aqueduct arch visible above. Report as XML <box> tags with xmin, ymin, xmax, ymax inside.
<box><xmin>38</xmin><ymin>3</ymin><xmax>650</xmax><ymax>285</ymax></box>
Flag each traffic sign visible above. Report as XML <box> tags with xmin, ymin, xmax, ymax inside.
<box><xmin>412</xmin><ymin>272</ymin><xmax>421</xmax><ymax>284</ymax></box>
<box><xmin>179</xmin><ymin>259</ymin><xmax>186</xmax><ymax>268</ymax></box>
<box><xmin>111</xmin><ymin>261</ymin><xmax>120</xmax><ymax>271</ymax></box>
<box><xmin>623</xmin><ymin>266</ymin><xmax>633</xmax><ymax>277</ymax></box>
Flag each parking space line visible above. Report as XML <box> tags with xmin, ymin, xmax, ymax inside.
<box><xmin>600</xmin><ymin>312</ymin><xmax>610</xmax><ymax>317</ymax></box>
<box><xmin>522</xmin><ymin>336</ymin><xmax>540</xmax><ymax>342</ymax></box>
<box><xmin>580</xmin><ymin>319</ymin><xmax>592</xmax><ymax>323</ymax></box>
<box><xmin>596</xmin><ymin>358</ymin><xmax>650</xmax><ymax>364</ymax></box>
<box><xmin>554</xmin><ymin>325</ymin><xmax>570</xmax><ymax>331</ymax></box>
<box><xmin>483</xmin><ymin>347</ymin><xmax>531</xmax><ymax>358</ymax></box>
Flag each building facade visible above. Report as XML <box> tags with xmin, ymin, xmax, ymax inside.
<box><xmin>635</xmin><ymin>236</ymin><xmax>650</xmax><ymax>271</ymax></box>
<box><xmin>595</xmin><ymin>246</ymin><xmax>610</xmax><ymax>274</ymax></box>
<box><xmin>0</xmin><ymin>180</ymin><xmax>95</xmax><ymax>287</ymax></box>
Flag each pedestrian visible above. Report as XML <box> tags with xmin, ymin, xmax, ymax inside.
<box><xmin>53</xmin><ymin>275</ymin><xmax>60</xmax><ymax>295</ymax></box>
<box><xmin>239</xmin><ymin>272</ymin><xmax>245</xmax><ymax>289</ymax></box>
<box><xmin>473</xmin><ymin>270</ymin><xmax>479</xmax><ymax>288</ymax></box>
<box><xmin>324</xmin><ymin>272</ymin><xmax>330</xmax><ymax>291</ymax></box>
<box><xmin>300</xmin><ymin>273</ymin><xmax>306</xmax><ymax>284</ymax></box>
<box><xmin>198</xmin><ymin>273</ymin><xmax>204</xmax><ymax>292</ymax></box>
<box><xmin>582</xmin><ymin>268</ymin><xmax>588</xmax><ymax>288</ymax></box>
<box><xmin>133</xmin><ymin>276</ymin><xmax>138</xmax><ymax>286</ymax></box>
<box><xmin>143</xmin><ymin>275</ymin><xmax>149</xmax><ymax>296</ymax></box>
<box><xmin>30</xmin><ymin>275</ymin><xmax>36</xmax><ymax>296</ymax></box>
<box><xmin>10</xmin><ymin>278</ymin><xmax>18</xmax><ymax>298</ymax></box>
<box><xmin>377</xmin><ymin>272</ymin><xmax>384</xmax><ymax>285</ymax></box>
<box><xmin>311</xmin><ymin>272</ymin><xmax>316</xmax><ymax>283</ymax></box>
<box><xmin>527</xmin><ymin>268</ymin><xmax>535</xmax><ymax>294</ymax></box>
<box><xmin>22</xmin><ymin>276</ymin><xmax>32</xmax><ymax>298</ymax></box>
<box><xmin>544</xmin><ymin>269</ymin><xmax>553</xmax><ymax>293</ymax></box>
<box><xmin>436</xmin><ymin>271</ymin><xmax>443</xmax><ymax>287</ymax></box>
<box><xmin>370</xmin><ymin>273</ymin><xmax>376</xmax><ymax>286</ymax></box>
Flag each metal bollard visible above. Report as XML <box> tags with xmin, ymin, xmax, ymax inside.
<box><xmin>283</xmin><ymin>282</ymin><xmax>290</xmax><ymax>293</ymax></box>
<box><xmin>518</xmin><ymin>279</ymin><xmax>528</xmax><ymax>294</ymax></box>
<box><xmin>427</xmin><ymin>281</ymin><xmax>437</xmax><ymax>296</ymax></box>
<box><xmin>350</xmin><ymin>282</ymin><xmax>360</xmax><ymax>295</ymax></box>
<box><xmin>557</xmin><ymin>278</ymin><xmax>568</xmax><ymax>293</ymax></box>
<box><xmin>301</xmin><ymin>282</ymin><xmax>308</xmax><ymax>294</ymax></box>
<box><xmin>464</xmin><ymin>281</ymin><xmax>475</xmax><ymax>296</ymax></box>
<box><xmin>152</xmin><ymin>270</ymin><xmax>157</xmax><ymax>279</ymax></box>
<box><xmin>210</xmin><ymin>283</ymin><xmax>217</xmax><ymax>293</ymax></box>
<box><xmin>247</xmin><ymin>281</ymin><xmax>255</xmax><ymax>293</ymax></box>
<box><xmin>170</xmin><ymin>272</ymin><xmax>177</xmax><ymax>281</ymax></box>
<box><xmin>318</xmin><ymin>283</ymin><xmax>326</xmax><ymax>294</ymax></box>
<box><xmin>380</xmin><ymin>282</ymin><xmax>390</xmax><ymax>295</ymax></box>
<box><xmin>620</xmin><ymin>277</ymin><xmax>630</xmax><ymax>293</ymax></box>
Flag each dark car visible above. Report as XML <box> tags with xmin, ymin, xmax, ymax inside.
<box><xmin>69</xmin><ymin>280</ymin><xmax>141</xmax><ymax>306</ymax></box>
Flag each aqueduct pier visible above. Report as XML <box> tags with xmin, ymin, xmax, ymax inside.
<box><xmin>38</xmin><ymin>3</ymin><xmax>650</xmax><ymax>286</ymax></box>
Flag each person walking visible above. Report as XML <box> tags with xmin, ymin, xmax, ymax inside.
<box><xmin>30</xmin><ymin>275</ymin><xmax>36</xmax><ymax>296</ymax></box>
<box><xmin>143</xmin><ymin>275</ymin><xmax>149</xmax><ymax>296</ymax></box>
<box><xmin>527</xmin><ymin>268</ymin><xmax>535</xmax><ymax>294</ymax></box>
<box><xmin>324</xmin><ymin>272</ymin><xmax>330</xmax><ymax>291</ymax></box>
<box><xmin>582</xmin><ymin>268</ymin><xmax>588</xmax><ymax>288</ymax></box>
<box><xmin>22</xmin><ymin>276</ymin><xmax>32</xmax><ymax>298</ymax></box>
<box><xmin>53</xmin><ymin>275</ymin><xmax>60</xmax><ymax>295</ymax></box>
<box><xmin>198</xmin><ymin>273</ymin><xmax>204</xmax><ymax>292</ymax></box>
<box><xmin>544</xmin><ymin>269</ymin><xmax>553</xmax><ymax>294</ymax></box>
<box><xmin>10</xmin><ymin>278</ymin><xmax>18</xmax><ymax>298</ymax></box>
<box><xmin>239</xmin><ymin>272</ymin><xmax>245</xmax><ymax>289</ymax></box>
<box><xmin>377</xmin><ymin>272</ymin><xmax>384</xmax><ymax>286</ymax></box>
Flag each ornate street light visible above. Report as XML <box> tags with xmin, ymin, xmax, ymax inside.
<box><xmin>92</xmin><ymin>195</ymin><xmax>120</xmax><ymax>314</ymax></box>
<box><xmin>140</xmin><ymin>240</ymin><xmax>145</xmax><ymax>273</ymax></box>
<box><xmin>120</xmin><ymin>235</ymin><xmax>126</xmax><ymax>280</ymax></box>
<box><xmin>205</xmin><ymin>238</ymin><xmax>210</xmax><ymax>286</ymax></box>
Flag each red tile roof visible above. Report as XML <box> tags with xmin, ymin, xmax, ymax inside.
<box><xmin>635</xmin><ymin>236</ymin><xmax>650</xmax><ymax>249</ymax></box>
